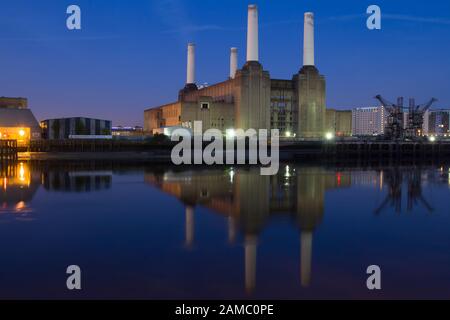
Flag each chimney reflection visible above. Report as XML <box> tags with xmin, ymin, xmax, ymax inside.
<box><xmin>185</xmin><ymin>205</ymin><xmax>195</xmax><ymax>249</ymax></box>
<box><xmin>244</xmin><ymin>234</ymin><xmax>258</xmax><ymax>294</ymax></box>
<box><xmin>300</xmin><ymin>231</ymin><xmax>313</xmax><ymax>287</ymax></box>
<box><xmin>144</xmin><ymin>165</ymin><xmax>351</xmax><ymax>292</ymax></box>
<box><xmin>228</xmin><ymin>216</ymin><xmax>236</xmax><ymax>244</ymax></box>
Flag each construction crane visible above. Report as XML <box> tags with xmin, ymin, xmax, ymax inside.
<box><xmin>375</xmin><ymin>95</ymin><xmax>405</xmax><ymax>140</ymax></box>
<box><xmin>405</xmin><ymin>97</ymin><xmax>437</xmax><ymax>138</ymax></box>
<box><xmin>375</xmin><ymin>95</ymin><xmax>438</xmax><ymax>140</ymax></box>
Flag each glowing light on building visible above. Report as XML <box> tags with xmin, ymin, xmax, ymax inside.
<box><xmin>226</xmin><ymin>129</ymin><xmax>236</xmax><ymax>138</ymax></box>
<box><xmin>325</xmin><ymin>132</ymin><xmax>334</xmax><ymax>140</ymax></box>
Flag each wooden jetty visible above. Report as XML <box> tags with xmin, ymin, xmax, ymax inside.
<box><xmin>0</xmin><ymin>140</ymin><xmax>18</xmax><ymax>161</ymax></box>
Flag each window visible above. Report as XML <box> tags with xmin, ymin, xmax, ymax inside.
<box><xmin>201</xmin><ymin>102</ymin><xmax>210</xmax><ymax>110</ymax></box>
<box><xmin>200</xmin><ymin>189</ymin><xmax>209</xmax><ymax>197</ymax></box>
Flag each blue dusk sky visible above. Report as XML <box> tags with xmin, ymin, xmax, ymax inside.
<box><xmin>1</xmin><ymin>0</ymin><xmax>449</xmax><ymax>126</ymax></box>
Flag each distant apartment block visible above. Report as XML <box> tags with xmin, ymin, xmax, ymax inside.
<box><xmin>352</xmin><ymin>106</ymin><xmax>386</xmax><ymax>136</ymax></box>
<box><xmin>41</xmin><ymin>117</ymin><xmax>112</xmax><ymax>140</ymax></box>
<box><xmin>428</xmin><ymin>110</ymin><xmax>450</xmax><ymax>136</ymax></box>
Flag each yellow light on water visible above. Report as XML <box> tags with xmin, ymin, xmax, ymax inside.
<box><xmin>229</xmin><ymin>168</ymin><xmax>235</xmax><ymax>183</ymax></box>
<box><xmin>285</xmin><ymin>165</ymin><xmax>291</xmax><ymax>178</ymax></box>
<box><xmin>15</xmin><ymin>201</ymin><xmax>26</xmax><ymax>212</ymax></box>
<box><xmin>19</xmin><ymin>163</ymin><xmax>25</xmax><ymax>181</ymax></box>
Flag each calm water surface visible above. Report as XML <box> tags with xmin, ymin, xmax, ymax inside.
<box><xmin>0</xmin><ymin>161</ymin><xmax>450</xmax><ymax>299</ymax></box>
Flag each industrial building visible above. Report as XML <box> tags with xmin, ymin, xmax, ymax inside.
<box><xmin>0</xmin><ymin>97</ymin><xmax>41</xmax><ymax>146</ymax></box>
<box><xmin>326</xmin><ymin>109</ymin><xmax>352</xmax><ymax>137</ymax></box>
<box><xmin>144</xmin><ymin>5</ymin><xmax>333</xmax><ymax>139</ymax></box>
<box><xmin>40</xmin><ymin>117</ymin><xmax>112</xmax><ymax>140</ymax></box>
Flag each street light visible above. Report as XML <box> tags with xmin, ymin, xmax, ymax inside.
<box><xmin>226</xmin><ymin>129</ymin><xmax>236</xmax><ymax>139</ymax></box>
<box><xmin>325</xmin><ymin>132</ymin><xmax>334</xmax><ymax>141</ymax></box>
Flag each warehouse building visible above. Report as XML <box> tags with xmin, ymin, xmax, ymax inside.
<box><xmin>40</xmin><ymin>117</ymin><xmax>112</xmax><ymax>140</ymax></box>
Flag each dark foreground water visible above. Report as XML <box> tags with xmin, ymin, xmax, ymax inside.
<box><xmin>0</xmin><ymin>161</ymin><xmax>449</xmax><ymax>299</ymax></box>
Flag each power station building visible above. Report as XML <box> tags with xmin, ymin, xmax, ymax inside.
<box><xmin>144</xmin><ymin>5</ymin><xmax>334</xmax><ymax>139</ymax></box>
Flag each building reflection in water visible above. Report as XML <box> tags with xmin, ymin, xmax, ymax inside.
<box><xmin>144</xmin><ymin>165</ymin><xmax>352</xmax><ymax>293</ymax></box>
<box><xmin>1</xmin><ymin>161</ymin><xmax>113</xmax><ymax>217</ymax></box>
<box><xmin>373</xmin><ymin>168</ymin><xmax>434</xmax><ymax>215</ymax></box>
<box><xmin>1</xmin><ymin>161</ymin><xmax>444</xmax><ymax>292</ymax></box>
<box><xmin>42</xmin><ymin>170</ymin><xmax>112</xmax><ymax>193</ymax></box>
<box><xmin>0</xmin><ymin>162</ymin><xmax>40</xmax><ymax>216</ymax></box>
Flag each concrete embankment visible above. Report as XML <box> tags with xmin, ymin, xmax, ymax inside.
<box><xmin>19</xmin><ymin>151</ymin><xmax>172</xmax><ymax>162</ymax></box>
<box><xmin>17</xmin><ymin>141</ymin><xmax>450</xmax><ymax>165</ymax></box>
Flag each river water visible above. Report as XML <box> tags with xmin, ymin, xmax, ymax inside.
<box><xmin>0</xmin><ymin>161</ymin><xmax>449</xmax><ymax>299</ymax></box>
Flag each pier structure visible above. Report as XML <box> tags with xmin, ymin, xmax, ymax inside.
<box><xmin>0</xmin><ymin>140</ymin><xmax>18</xmax><ymax>161</ymax></box>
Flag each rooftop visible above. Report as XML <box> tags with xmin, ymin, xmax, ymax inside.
<box><xmin>0</xmin><ymin>107</ymin><xmax>40</xmax><ymax>128</ymax></box>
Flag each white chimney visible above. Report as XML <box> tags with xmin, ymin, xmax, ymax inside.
<box><xmin>230</xmin><ymin>47</ymin><xmax>238</xmax><ymax>78</ymax></box>
<box><xmin>246</xmin><ymin>5</ymin><xmax>259</xmax><ymax>62</ymax></box>
<box><xmin>186</xmin><ymin>43</ymin><xmax>195</xmax><ymax>84</ymax></box>
<box><xmin>303</xmin><ymin>12</ymin><xmax>315</xmax><ymax>66</ymax></box>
